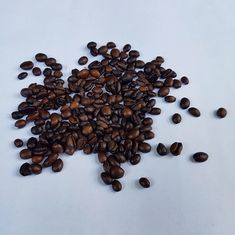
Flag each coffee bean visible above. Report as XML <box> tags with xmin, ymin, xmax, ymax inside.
<box><xmin>139</xmin><ymin>177</ymin><xmax>150</xmax><ymax>188</ymax></box>
<box><xmin>20</xmin><ymin>88</ymin><xmax>33</xmax><ymax>97</ymax></box>
<box><xmin>43</xmin><ymin>68</ymin><xmax>52</xmax><ymax>76</ymax></box>
<box><xmin>12</xmin><ymin>111</ymin><xmax>24</xmax><ymax>120</ymax></box>
<box><xmin>170</xmin><ymin>142</ymin><xmax>183</xmax><ymax>156</ymax></box>
<box><xmin>18</xmin><ymin>72</ymin><xmax>28</xmax><ymax>80</ymax></box>
<box><xmin>43</xmin><ymin>153</ymin><xmax>58</xmax><ymax>167</ymax></box>
<box><xmin>52</xmin><ymin>159</ymin><xmax>63</xmax><ymax>172</ymax></box>
<box><xmin>98</xmin><ymin>46</ymin><xmax>108</xmax><ymax>54</ymax></box>
<box><xmin>138</xmin><ymin>142</ymin><xmax>151</xmax><ymax>153</ymax></box>
<box><xmin>31</xmin><ymin>164</ymin><xmax>42</xmax><ymax>174</ymax></box>
<box><xmin>165</xmin><ymin>95</ymin><xmax>176</xmax><ymax>103</ymax></box>
<box><xmin>32</xmin><ymin>67</ymin><xmax>41</xmax><ymax>76</ymax></box>
<box><xmin>216</xmin><ymin>107</ymin><xmax>227</xmax><ymax>118</ymax></box>
<box><xmin>45</xmin><ymin>58</ymin><xmax>56</xmax><ymax>66</ymax></box>
<box><xmin>129</xmin><ymin>50</ymin><xmax>140</xmax><ymax>57</ymax></box>
<box><xmin>20</xmin><ymin>61</ymin><xmax>34</xmax><ymax>70</ymax></box>
<box><xmin>51</xmin><ymin>63</ymin><xmax>62</xmax><ymax>71</ymax></box>
<box><xmin>101</xmin><ymin>105</ymin><xmax>112</xmax><ymax>116</ymax></box>
<box><xmin>19</xmin><ymin>163</ymin><xmax>32</xmax><ymax>176</ymax></box>
<box><xmin>78</xmin><ymin>56</ymin><xmax>88</xmax><ymax>65</ymax></box>
<box><xmin>101</xmin><ymin>172</ymin><xmax>113</xmax><ymax>185</ymax></box>
<box><xmin>156</xmin><ymin>143</ymin><xmax>167</xmax><ymax>156</ymax></box>
<box><xmin>181</xmin><ymin>76</ymin><xmax>189</xmax><ymax>85</ymax></box>
<box><xmin>20</xmin><ymin>149</ymin><xmax>32</xmax><ymax>159</ymax></box>
<box><xmin>188</xmin><ymin>107</ymin><xmax>201</xmax><ymax>117</ymax></box>
<box><xmin>173</xmin><ymin>79</ymin><xmax>182</xmax><ymax>88</ymax></box>
<box><xmin>180</xmin><ymin>97</ymin><xmax>190</xmax><ymax>109</ymax></box>
<box><xmin>158</xmin><ymin>87</ymin><xmax>170</xmax><ymax>97</ymax></box>
<box><xmin>122</xmin><ymin>107</ymin><xmax>133</xmax><ymax>118</ymax></box>
<box><xmin>172</xmin><ymin>113</ymin><xmax>181</xmax><ymax>124</ymax></box>
<box><xmin>87</xmin><ymin>41</ymin><xmax>97</xmax><ymax>49</ymax></box>
<box><xmin>155</xmin><ymin>56</ymin><xmax>164</xmax><ymax>66</ymax></box>
<box><xmin>32</xmin><ymin>155</ymin><xmax>44</xmax><ymax>164</ymax></box>
<box><xmin>110</xmin><ymin>166</ymin><xmax>124</xmax><ymax>179</ymax></box>
<box><xmin>112</xmin><ymin>180</ymin><xmax>122</xmax><ymax>192</ymax></box>
<box><xmin>123</xmin><ymin>44</ymin><xmax>131</xmax><ymax>52</ymax></box>
<box><xmin>15</xmin><ymin>119</ymin><xmax>26</xmax><ymax>128</ymax></box>
<box><xmin>149</xmin><ymin>108</ymin><xmax>161</xmax><ymax>115</ymax></box>
<box><xmin>35</xmin><ymin>53</ymin><xmax>47</xmax><ymax>62</ymax></box>
<box><xmin>107</xmin><ymin>42</ymin><xmax>116</xmax><ymax>49</ymax></box>
<box><xmin>193</xmin><ymin>152</ymin><xmax>208</xmax><ymax>162</ymax></box>
<box><xmin>98</xmin><ymin>152</ymin><xmax>108</xmax><ymax>163</ymax></box>
<box><xmin>14</xmin><ymin>139</ymin><xmax>23</xmax><ymax>148</ymax></box>
<box><xmin>130</xmin><ymin>154</ymin><xmax>141</xmax><ymax>165</ymax></box>
<box><xmin>82</xmin><ymin>124</ymin><xmax>93</xmax><ymax>135</ymax></box>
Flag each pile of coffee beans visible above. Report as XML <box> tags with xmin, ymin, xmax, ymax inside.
<box><xmin>12</xmin><ymin>42</ymin><xmax>227</xmax><ymax>192</ymax></box>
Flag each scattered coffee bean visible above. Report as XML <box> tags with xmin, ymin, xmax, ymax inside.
<box><xmin>101</xmin><ymin>172</ymin><xmax>113</xmax><ymax>185</ymax></box>
<box><xmin>78</xmin><ymin>56</ymin><xmax>88</xmax><ymax>65</ymax></box>
<box><xmin>112</xmin><ymin>180</ymin><xmax>122</xmax><ymax>192</ymax></box>
<box><xmin>110</xmin><ymin>166</ymin><xmax>124</xmax><ymax>179</ymax></box>
<box><xmin>19</xmin><ymin>149</ymin><xmax>32</xmax><ymax>159</ymax></box>
<box><xmin>52</xmin><ymin>159</ymin><xmax>63</xmax><ymax>172</ymax></box>
<box><xmin>156</xmin><ymin>143</ymin><xmax>167</xmax><ymax>156</ymax></box>
<box><xmin>31</xmin><ymin>164</ymin><xmax>42</xmax><ymax>174</ymax></box>
<box><xmin>193</xmin><ymin>152</ymin><xmax>208</xmax><ymax>162</ymax></box>
<box><xmin>35</xmin><ymin>53</ymin><xmax>47</xmax><ymax>62</ymax></box>
<box><xmin>32</xmin><ymin>67</ymin><xmax>41</xmax><ymax>76</ymax></box>
<box><xmin>45</xmin><ymin>57</ymin><xmax>56</xmax><ymax>66</ymax></box>
<box><xmin>216</xmin><ymin>107</ymin><xmax>227</xmax><ymax>118</ymax></box>
<box><xmin>149</xmin><ymin>108</ymin><xmax>161</xmax><ymax>115</ymax></box>
<box><xmin>170</xmin><ymin>142</ymin><xmax>183</xmax><ymax>156</ymax></box>
<box><xmin>139</xmin><ymin>177</ymin><xmax>150</xmax><ymax>188</ymax></box>
<box><xmin>130</xmin><ymin>154</ymin><xmax>141</xmax><ymax>165</ymax></box>
<box><xmin>181</xmin><ymin>76</ymin><xmax>189</xmax><ymax>85</ymax></box>
<box><xmin>165</xmin><ymin>95</ymin><xmax>176</xmax><ymax>103</ymax></box>
<box><xmin>15</xmin><ymin>119</ymin><xmax>26</xmax><ymax>128</ymax></box>
<box><xmin>172</xmin><ymin>113</ymin><xmax>181</xmax><ymax>124</ymax></box>
<box><xmin>19</xmin><ymin>163</ymin><xmax>32</xmax><ymax>176</ymax></box>
<box><xmin>14</xmin><ymin>139</ymin><xmax>23</xmax><ymax>148</ymax></box>
<box><xmin>20</xmin><ymin>61</ymin><xmax>34</xmax><ymax>70</ymax></box>
<box><xmin>180</xmin><ymin>97</ymin><xmax>190</xmax><ymax>109</ymax></box>
<box><xmin>188</xmin><ymin>107</ymin><xmax>201</xmax><ymax>117</ymax></box>
<box><xmin>87</xmin><ymin>41</ymin><xmax>97</xmax><ymax>49</ymax></box>
<box><xmin>18</xmin><ymin>72</ymin><xmax>28</xmax><ymax>80</ymax></box>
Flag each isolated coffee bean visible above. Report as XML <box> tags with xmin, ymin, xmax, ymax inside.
<box><xmin>15</xmin><ymin>119</ymin><xmax>26</xmax><ymax>128</ymax></box>
<box><xmin>149</xmin><ymin>108</ymin><xmax>161</xmax><ymax>115</ymax></box>
<box><xmin>181</xmin><ymin>76</ymin><xmax>189</xmax><ymax>85</ymax></box>
<box><xmin>156</xmin><ymin>143</ymin><xmax>167</xmax><ymax>156</ymax></box>
<box><xmin>20</xmin><ymin>149</ymin><xmax>32</xmax><ymax>159</ymax></box>
<box><xmin>130</xmin><ymin>154</ymin><xmax>141</xmax><ymax>165</ymax></box>
<box><xmin>110</xmin><ymin>166</ymin><xmax>124</xmax><ymax>179</ymax></box>
<box><xmin>112</xmin><ymin>180</ymin><xmax>122</xmax><ymax>192</ymax></box>
<box><xmin>35</xmin><ymin>53</ymin><xmax>47</xmax><ymax>62</ymax></box>
<box><xmin>52</xmin><ymin>159</ymin><xmax>63</xmax><ymax>172</ymax></box>
<box><xmin>14</xmin><ymin>139</ymin><xmax>23</xmax><ymax>148</ymax></box>
<box><xmin>18</xmin><ymin>72</ymin><xmax>28</xmax><ymax>80</ymax></box>
<box><xmin>170</xmin><ymin>142</ymin><xmax>183</xmax><ymax>156</ymax></box>
<box><xmin>180</xmin><ymin>97</ymin><xmax>190</xmax><ymax>109</ymax></box>
<box><xmin>31</xmin><ymin>164</ymin><xmax>42</xmax><ymax>174</ymax></box>
<box><xmin>123</xmin><ymin>44</ymin><xmax>131</xmax><ymax>52</ymax></box>
<box><xmin>12</xmin><ymin>111</ymin><xmax>24</xmax><ymax>120</ymax></box>
<box><xmin>139</xmin><ymin>177</ymin><xmax>150</xmax><ymax>188</ymax></box>
<box><xmin>20</xmin><ymin>61</ymin><xmax>34</xmax><ymax>70</ymax></box>
<box><xmin>172</xmin><ymin>113</ymin><xmax>181</xmax><ymax>124</ymax></box>
<box><xmin>173</xmin><ymin>79</ymin><xmax>181</xmax><ymax>88</ymax></box>
<box><xmin>216</xmin><ymin>107</ymin><xmax>227</xmax><ymax>118</ymax></box>
<box><xmin>78</xmin><ymin>56</ymin><xmax>88</xmax><ymax>65</ymax></box>
<box><xmin>107</xmin><ymin>41</ymin><xmax>116</xmax><ymax>49</ymax></box>
<box><xmin>193</xmin><ymin>152</ymin><xmax>208</xmax><ymax>162</ymax></box>
<box><xmin>165</xmin><ymin>95</ymin><xmax>176</xmax><ymax>103</ymax></box>
<box><xmin>138</xmin><ymin>142</ymin><xmax>151</xmax><ymax>153</ymax></box>
<box><xmin>100</xmin><ymin>172</ymin><xmax>113</xmax><ymax>185</ymax></box>
<box><xmin>32</xmin><ymin>67</ymin><xmax>41</xmax><ymax>76</ymax></box>
<box><xmin>87</xmin><ymin>41</ymin><xmax>97</xmax><ymax>49</ymax></box>
<box><xmin>188</xmin><ymin>107</ymin><xmax>201</xmax><ymax>117</ymax></box>
<box><xmin>19</xmin><ymin>163</ymin><xmax>32</xmax><ymax>176</ymax></box>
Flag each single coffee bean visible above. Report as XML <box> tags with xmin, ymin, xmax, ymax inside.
<box><xmin>98</xmin><ymin>46</ymin><xmax>108</xmax><ymax>54</ymax></box>
<box><xmin>45</xmin><ymin>57</ymin><xmax>56</xmax><ymax>66</ymax></box>
<box><xmin>14</xmin><ymin>139</ymin><xmax>23</xmax><ymax>148</ymax></box>
<box><xmin>149</xmin><ymin>107</ymin><xmax>161</xmax><ymax>115</ymax></box>
<box><xmin>43</xmin><ymin>153</ymin><xmax>58</xmax><ymax>167</ymax></box>
<box><xmin>101</xmin><ymin>105</ymin><xmax>112</xmax><ymax>116</ymax></box>
<box><xmin>173</xmin><ymin>79</ymin><xmax>182</xmax><ymax>88</ymax></box>
<box><xmin>15</xmin><ymin>119</ymin><xmax>26</xmax><ymax>128</ymax></box>
<box><xmin>82</xmin><ymin>124</ymin><xmax>93</xmax><ymax>136</ymax></box>
<box><xmin>51</xmin><ymin>63</ymin><xmax>62</xmax><ymax>71</ymax></box>
<box><xmin>100</xmin><ymin>172</ymin><xmax>113</xmax><ymax>185</ymax></box>
<box><xmin>78</xmin><ymin>56</ymin><xmax>88</xmax><ymax>65</ymax></box>
<box><xmin>158</xmin><ymin>87</ymin><xmax>170</xmax><ymax>97</ymax></box>
<box><xmin>216</xmin><ymin>107</ymin><xmax>227</xmax><ymax>118</ymax></box>
<box><xmin>170</xmin><ymin>142</ymin><xmax>183</xmax><ymax>156</ymax></box>
<box><xmin>18</xmin><ymin>72</ymin><xmax>28</xmax><ymax>80</ymax></box>
<box><xmin>112</xmin><ymin>180</ymin><xmax>122</xmax><ymax>192</ymax></box>
<box><xmin>155</xmin><ymin>56</ymin><xmax>165</xmax><ymax>66</ymax></box>
<box><xmin>32</xmin><ymin>155</ymin><xmax>44</xmax><ymax>164</ymax></box>
<box><xmin>165</xmin><ymin>95</ymin><xmax>176</xmax><ymax>103</ymax></box>
<box><xmin>172</xmin><ymin>113</ymin><xmax>182</xmax><ymax>124</ymax></box>
<box><xmin>52</xmin><ymin>159</ymin><xmax>63</xmax><ymax>172</ymax></box>
<box><xmin>139</xmin><ymin>177</ymin><xmax>150</xmax><ymax>188</ymax></box>
<box><xmin>32</xmin><ymin>67</ymin><xmax>41</xmax><ymax>76</ymax></box>
<box><xmin>31</xmin><ymin>164</ymin><xmax>42</xmax><ymax>174</ymax></box>
<box><xmin>20</xmin><ymin>88</ymin><xmax>33</xmax><ymax>97</ymax></box>
<box><xmin>35</xmin><ymin>53</ymin><xmax>47</xmax><ymax>62</ymax></box>
<box><xmin>110</xmin><ymin>166</ymin><xmax>124</xmax><ymax>179</ymax></box>
<box><xmin>193</xmin><ymin>152</ymin><xmax>208</xmax><ymax>162</ymax></box>
<box><xmin>130</xmin><ymin>154</ymin><xmax>141</xmax><ymax>165</ymax></box>
<box><xmin>98</xmin><ymin>152</ymin><xmax>108</xmax><ymax>163</ymax></box>
<box><xmin>129</xmin><ymin>50</ymin><xmax>140</xmax><ymax>57</ymax></box>
<box><xmin>138</xmin><ymin>142</ymin><xmax>151</xmax><ymax>153</ymax></box>
<box><xmin>180</xmin><ymin>97</ymin><xmax>190</xmax><ymax>109</ymax></box>
<box><xmin>123</xmin><ymin>44</ymin><xmax>131</xmax><ymax>52</ymax></box>
<box><xmin>20</xmin><ymin>61</ymin><xmax>34</xmax><ymax>70</ymax></box>
<box><xmin>107</xmin><ymin>41</ymin><xmax>116</xmax><ymax>49</ymax></box>
<box><xmin>181</xmin><ymin>76</ymin><xmax>189</xmax><ymax>85</ymax></box>
<box><xmin>188</xmin><ymin>107</ymin><xmax>201</xmax><ymax>117</ymax></box>
<box><xmin>12</xmin><ymin>111</ymin><xmax>24</xmax><ymax>120</ymax></box>
<box><xmin>122</xmin><ymin>107</ymin><xmax>133</xmax><ymax>118</ymax></box>
<box><xmin>156</xmin><ymin>143</ymin><xmax>167</xmax><ymax>156</ymax></box>
<box><xmin>87</xmin><ymin>41</ymin><xmax>97</xmax><ymax>49</ymax></box>
<box><xmin>19</xmin><ymin>163</ymin><xmax>32</xmax><ymax>176</ymax></box>
<box><xmin>43</xmin><ymin>68</ymin><xmax>52</xmax><ymax>76</ymax></box>
<box><xmin>111</xmin><ymin>48</ymin><xmax>120</xmax><ymax>58</ymax></box>
<box><xmin>19</xmin><ymin>149</ymin><xmax>32</xmax><ymax>159</ymax></box>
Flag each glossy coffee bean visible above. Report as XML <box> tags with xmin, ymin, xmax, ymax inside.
<box><xmin>45</xmin><ymin>57</ymin><xmax>56</xmax><ymax>66</ymax></box>
<box><xmin>87</xmin><ymin>41</ymin><xmax>97</xmax><ymax>49</ymax></box>
<box><xmin>180</xmin><ymin>97</ymin><xmax>190</xmax><ymax>109</ymax></box>
<box><xmin>101</xmin><ymin>172</ymin><xmax>113</xmax><ymax>185</ymax></box>
<box><xmin>14</xmin><ymin>138</ymin><xmax>23</xmax><ymax>148</ymax></box>
<box><xmin>173</xmin><ymin>79</ymin><xmax>181</xmax><ymax>88</ymax></box>
<box><xmin>78</xmin><ymin>56</ymin><xmax>88</xmax><ymax>65</ymax></box>
<box><xmin>31</xmin><ymin>164</ymin><xmax>42</xmax><ymax>174</ymax></box>
<box><xmin>112</xmin><ymin>180</ymin><xmax>122</xmax><ymax>192</ymax></box>
<box><xmin>130</xmin><ymin>154</ymin><xmax>141</xmax><ymax>165</ymax></box>
<box><xmin>110</xmin><ymin>166</ymin><xmax>124</xmax><ymax>179</ymax></box>
<box><xmin>52</xmin><ymin>159</ymin><xmax>63</xmax><ymax>172</ymax></box>
<box><xmin>188</xmin><ymin>107</ymin><xmax>201</xmax><ymax>117</ymax></box>
<box><xmin>20</xmin><ymin>149</ymin><xmax>32</xmax><ymax>159</ymax></box>
<box><xmin>138</xmin><ymin>142</ymin><xmax>151</xmax><ymax>153</ymax></box>
<box><xmin>32</xmin><ymin>67</ymin><xmax>41</xmax><ymax>76</ymax></box>
<box><xmin>107</xmin><ymin>41</ymin><xmax>116</xmax><ymax>49</ymax></box>
<box><xmin>158</xmin><ymin>87</ymin><xmax>170</xmax><ymax>97</ymax></box>
<box><xmin>35</xmin><ymin>53</ymin><xmax>47</xmax><ymax>62</ymax></box>
<box><xmin>156</xmin><ymin>143</ymin><xmax>167</xmax><ymax>156</ymax></box>
<box><xmin>12</xmin><ymin>111</ymin><xmax>24</xmax><ymax>120</ymax></box>
<box><xmin>18</xmin><ymin>72</ymin><xmax>28</xmax><ymax>80</ymax></box>
<box><xmin>170</xmin><ymin>142</ymin><xmax>183</xmax><ymax>156</ymax></box>
<box><xmin>15</xmin><ymin>119</ymin><xmax>26</xmax><ymax>128</ymax></box>
<box><xmin>181</xmin><ymin>76</ymin><xmax>189</xmax><ymax>85</ymax></box>
<box><xmin>20</xmin><ymin>61</ymin><xmax>34</xmax><ymax>70</ymax></box>
<box><xmin>172</xmin><ymin>113</ymin><xmax>181</xmax><ymax>124</ymax></box>
<box><xmin>139</xmin><ymin>177</ymin><xmax>150</xmax><ymax>188</ymax></box>
<box><xmin>193</xmin><ymin>152</ymin><xmax>208</xmax><ymax>162</ymax></box>
<box><xmin>19</xmin><ymin>163</ymin><xmax>32</xmax><ymax>176</ymax></box>
<box><xmin>165</xmin><ymin>95</ymin><xmax>176</xmax><ymax>103</ymax></box>
<box><xmin>149</xmin><ymin>108</ymin><xmax>161</xmax><ymax>115</ymax></box>
<box><xmin>216</xmin><ymin>107</ymin><xmax>227</xmax><ymax>118</ymax></box>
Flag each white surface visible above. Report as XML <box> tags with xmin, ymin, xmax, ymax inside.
<box><xmin>0</xmin><ymin>0</ymin><xmax>235</xmax><ymax>234</ymax></box>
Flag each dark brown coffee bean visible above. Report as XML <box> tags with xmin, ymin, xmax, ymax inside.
<box><xmin>112</xmin><ymin>180</ymin><xmax>122</xmax><ymax>192</ymax></box>
<box><xmin>139</xmin><ymin>177</ymin><xmax>150</xmax><ymax>188</ymax></box>
<box><xmin>43</xmin><ymin>68</ymin><xmax>52</xmax><ymax>76</ymax></box>
<box><xmin>149</xmin><ymin>108</ymin><xmax>161</xmax><ymax>115</ymax></box>
<box><xmin>20</xmin><ymin>61</ymin><xmax>34</xmax><ymax>70</ymax></box>
<box><xmin>130</xmin><ymin>154</ymin><xmax>141</xmax><ymax>165</ymax></box>
<box><xmin>181</xmin><ymin>76</ymin><xmax>189</xmax><ymax>85</ymax></box>
<box><xmin>188</xmin><ymin>107</ymin><xmax>201</xmax><ymax>117</ymax></box>
<box><xmin>98</xmin><ymin>46</ymin><xmax>108</xmax><ymax>54</ymax></box>
<box><xmin>172</xmin><ymin>113</ymin><xmax>181</xmax><ymax>124</ymax></box>
<box><xmin>155</xmin><ymin>56</ymin><xmax>164</xmax><ymax>66</ymax></box>
<box><xmin>101</xmin><ymin>172</ymin><xmax>113</xmax><ymax>185</ymax></box>
<box><xmin>51</xmin><ymin>63</ymin><xmax>62</xmax><ymax>71</ymax></box>
<box><xmin>18</xmin><ymin>72</ymin><xmax>28</xmax><ymax>80</ymax></box>
<box><xmin>43</xmin><ymin>153</ymin><xmax>58</xmax><ymax>167</ymax></box>
<box><xmin>14</xmin><ymin>139</ymin><xmax>23</xmax><ymax>148</ymax></box>
<box><xmin>122</xmin><ymin>107</ymin><xmax>133</xmax><ymax>118</ymax></box>
<box><xmin>156</xmin><ymin>143</ymin><xmax>167</xmax><ymax>156</ymax></box>
<box><xmin>31</xmin><ymin>164</ymin><xmax>42</xmax><ymax>174</ymax></box>
<box><xmin>20</xmin><ymin>149</ymin><xmax>32</xmax><ymax>159</ymax></box>
<box><xmin>173</xmin><ymin>79</ymin><xmax>182</xmax><ymax>88</ymax></box>
<box><xmin>52</xmin><ymin>143</ymin><xmax>64</xmax><ymax>154</ymax></box>
<box><xmin>19</xmin><ymin>163</ymin><xmax>32</xmax><ymax>176</ymax></box>
<box><xmin>32</xmin><ymin>67</ymin><xmax>41</xmax><ymax>76</ymax></box>
<box><xmin>32</xmin><ymin>155</ymin><xmax>44</xmax><ymax>164</ymax></box>
<box><xmin>193</xmin><ymin>152</ymin><xmax>208</xmax><ymax>162</ymax></box>
<box><xmin>216</xmin><ymin>107</ymin><xmax>227</xmax><ymax>118</ymax></box>
<box><xmin>87</xmin><ymin>41</ymin><xmax>97</xmax><ymax>49</ymax></box>
<box><xmin>20</xmin><ymin>88</ymin><xmax>33</xmax><ymax>97</ymax></box>
<box><xmin>65</xmin><ymin>134</ymin><xmax>76</xmax><ymax>155</ymax></box>
<box><xmin>101</xmin><ymin>105</ymin><xmax>112</xmax><ymax>116</ymax></box>
<box><xmin>170</xmin><ymin>142</ymin><xmax>183</xmax><ymax>156</ymax></box>
<box><xmin>12</xmin><ymin>111</ymin><xmax>24</xmax><ymax>120</ymax></box>
<box><xmin>127</xmin><ymin>129</ymin><xmax>140</xmax><ymax>139</ymax></box>
<box><xmin>111</xmin><ymin>48</ymin><xmax>120</xmax><ymax>58</ymax></box>
<box><xmin>78</xmin><ymin>56</ymin><xmax>88</xmax><ymax>65</ymax></box>
<box><xmin>138</xmin><ymin>142</ymin><xmax>151</xmax><ymax>153</ymax></box>
<box><xmin>110</xmin><ymin>166</ymin><xmax>124</xmax><ymax>179</ymax></box>
<box><xmin>165</xmin><ymin>95</ymin><xmax>176</xmax><ymax>103</ymax></box>
<box><xmin>123</xmin><ymin>44</ymin><xmax>131</xmax><ymax>52</ymax></box>
<box><xmin>180</xmin><ymin>97</ymin><xmax>190</xmax><ymax>109</ymax></box>
<box><xmin>45</xmin><ymin>58</ymin><xmax>56</xmax><ymax>66</ymax></box>
<box><xmin>15</xmin><ymin>119</ymin><xmax>26</xmax><ymax>128</ymax></box>
<box><xmin>82</xmin><ymin>124</ymin><xmax>93</xmax><ymax>135</ymax></box>
<box><xmin>98</xmin><ymin>152</ymin><xmax>108</xmax><ymax>163</ymax></box>
<box><xmin>158</xmin><ymin>87</ymin><xmax>170</xmax><ymax>97</ymax></box>
<box><xmin>52</xmin><ymin>159</ymin><xmax>63</xmax><ymax>172</ymax></box>
<box><xmin>129</xmin><ymin>50</ymin><xmax>140</xmax><ymax>57</ymax></box>
<box><xmin>107</xmin><ymin>41</ymin><xmax>116</xmax><ymax>49</ymax></box>
<box><xmin>53</xmin><ymin>70</ymin><xmax>63</xmax><ymax>78</ymax></box>
<box><xmin>35</xmin><ymin>53</ymin><xmax>47</xmax><ymax>62</ymax></box>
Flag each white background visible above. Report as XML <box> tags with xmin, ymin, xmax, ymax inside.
<box><xmin>0</xmin><ymin>0</ymin><xmax>235</xmax><ymax>234</ymax></box>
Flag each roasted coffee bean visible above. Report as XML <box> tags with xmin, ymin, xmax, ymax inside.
<box><xmin>87</xmin><ymin>41</ymin><xmax>97</xmax><ymax>49</ymax></box>
<box><xmin>100</xmin><ymin>172</ymin><xmax>113</xmax><ymax>185</ymax></box>
<box><xmin>155</xmin><ymin>56</ymin><xmax>164</xmax><ymax>66</ymax></box>
<box><xmin>129</xmin><ymin>50</ymin><xmax>140</xmax><ymax>57</ymax></box>
<box><xmin>149</xmin><ymin>108</ymin><xmax>161</xmax><ymax>115</ymax></box>
<box><xmin>216</xmin><ymin>107</ymin><xmax>227</xmax><ymax>118</ymax></box>
<box><xmin>193</xmin><ymin>152</ymin><xmax>208</xmax><ymax>162</ymax></box>
<box><xmin>35</xmin><ymin>53</ymin><xmax>47</xmax><ymax>62</ymax></box>
<box><xmin>51</xmin><ymin>63</ymin><xmax>62</xmax><ymax>71</ymax></box>
<box><xmin>173</xmin><ymin>79</ymin><xmax>181</xmax><ymax>88</ymax></box>
<box><xmin>45</xmin><ymin>57</ymin><xmax>56</xmax><ymax>66</ymax></box>
<box><xmin>156</xmin><ymin>143</ymin><xmax>167</xmax><ymax>156</ymax></box>
<box><xmin>14</xmin><ymin>139</ymin><xmax>23</xmax><ymax>148</ymax></box>
<box><xmin>43</xmin><ymin>153</ymin><xmax>58</xmax><ymax>167</ymax></box>
<box><xmin>31</xmin><ymin>125</ymin><xmax>43</xmax><ymax>135</ymax></box>
<box><xmin>122</xmin><ymin>107</ymin><xmax>133</xmax><ymax>118</ymax></box>
<box><xmin>101</xmin><ymin>105</ymin><xmax>112</xmax><ymax>116</ymax></box>
<box><xmin>78</xmin><ymin>56</ymin><xmax>88</xmax><ymax>65</ymax></box>
<box><xmin>139</xmin><ymin>177</ymin><xmax>150</xmax><ymax>188</ymax></box>
<box><xmin>15</xmin><ymin>119</ymin><xmax>26</xmax><ymax>128</ymax></box>
<box><xmin>180</xmin><ymin>97</ymin><xmax>190</xmax><ymax>109</ymax></box>
<box><xmin>123</xmin><ymin>44</ymin><xmax>131</xmax><ymax>52</ymax></box>
<box><xmin>20</xmin><ymin>88</ymin><xmax>33</xmax><ymax>97</ymax></box>
<box><xmin>172</xmin><ymin>113</ymin><xmax>182</xmax><ymax>124</ymax></box>
<box><xmin>52</xmin><ymin>159</ymin><xmax>63</xmax><ymax>172</ymax></box>
<box><xmin>32</xmin><ymin>67</ymin><xmax>41</xmax><ymax>76</ymax></box>
<box><xmin>27</xmin><ymin>137</ymin><xmax>37</xmax><ymax>149</ymax></box>
<box><xmin>98</xmin><ymin>46</ymin><xmax>108</xmax><ymax>54</ymax></box>
<box><xmin>138</xmin><ymin>142</ymin><xmax>151</xmax><ymax>153</ymax></box>
<box><xmin>19</xmin><ymin>163</ymin><xmax>32</xmax><ymax>176</ymax></box>
<box><xmin>110</xmin><ymin>166</ymin><xmax>124</xmax><ymax>179</ymax></box>
<box><xmin>98</xmin><ymin>152</ymin><xmax>108</xmax><ymax>163</ymax></box>
<box><xmin>170</xmin><ymin>142</ymin><xmax>183</xmax><ymax>156</ymax></box>
<box><xmin>32</xmin><ymin>155</ymin><xmax>44</xmax><ymax>164</ymax></box>
<box><xmin>130</xmin><ymin>154</ymin><xmax>141</xmax><ymax>165</ymax></box>
<box><xmin>20</xmin><ymin>149</ymin><xmax>32</xmax><ymax>159</ymax></box>
<box><xmin>12</xmin><ymin>111</ymin><xmax>24</xmax><ymax>120</ymax></box>
<box><xmin>18</xmin><ymin>72</ymin><xmax>28</xmax><ymax>80</ymax></box>
<box><xmin>112</xmin><ymin>180</ymin><xmax>122</xmax><ymax>192</ymax></box>
<box><xmin>181</xmin><ymin>76</ymin><xmax>189</xmax><ymax>85</ymax></box>
<box><xmin>82</xmin><ymin>124</ymin><xmax>93</xmax><ymax>135</ymax></box>
<box><xmin>31</xmin><ymin>164</ymin><xmax>42</xmax><ymax>174</ymax></box>
<box><xmin>165</xmin><ymin>95</ymin><xmax>176</xmax><ymax>103</ymax></box>
<box><xmin>107</xmin><ymin>41</ymin><xmax>116</xmax><ymax>49</ymax></box>
<box><xmin>188</xmin><ymin>107</ymin><xmax>201</xmax><ymax>117</ymax></box>
<box><xmin>43</xmin><ymin>68</ymin><xmax>52</xmax><ymax>76</ymax></box>
<box><xmin>158</xmin><ymin>87</ymin><xmax>170</xmax><ymax>97</ymax></box>
<box><xmin>20</xmin><ymin>61</ymin><xmax>34</xmax><ymax>70</ymax></box>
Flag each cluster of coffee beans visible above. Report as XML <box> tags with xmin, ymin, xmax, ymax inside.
<box><xmin>12</xmin><ymin>42</ymin><xmax>227</xmax><ymax>192</ymax></box>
